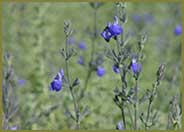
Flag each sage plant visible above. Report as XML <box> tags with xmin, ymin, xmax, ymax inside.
<box><xmin>50</xmin><ymin>21</ymin><xmax>90</xmax><ymax>130</ymax></box>
<box><xmin>101</xmin><ymin>2</ymin><xmax>167</xmax><ymax>130</ymax></box>
<box><xmin>3</xmin><ymin>53</ymin><xmax>19</xmax><ymax>130</ymax></box>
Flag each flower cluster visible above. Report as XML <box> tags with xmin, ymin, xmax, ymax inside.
<box><xmin>101</xmin><ymin>16</ymin><xmax>123</xmax><ymax>42</ymax></box>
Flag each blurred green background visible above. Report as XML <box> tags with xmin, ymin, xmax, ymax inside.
<box><xmin>2</xmin><ymin>2</ymin><xmax>181</xmax><ymax>130</ymax></box>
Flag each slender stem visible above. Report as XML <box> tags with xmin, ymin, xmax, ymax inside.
<box><xmin>90</xmin><ymin>8</ymin><xmax>97</xmax><ymax>62</ymax></box>
<box><xmin>70</xmin><ymin>86</ymin><xmax>80</xmax><ymax>129</ymax></box>
<box><xmin>144</xmin><ymin>80</ymin><xmax>159</xmax><ymax>129</ymax></box>
<box><xmin>120</xmin><ymin>70</ymin><xmax>127</xmax><ymax>129</ymax></box>
<box><xmin>134</xmin><ymin>79</ymin><xmax>138</xmax><ymax>130</ymax></box>
<box><xmin>65</xmin><ymin>36</ymin><xmax>70</xmax><ymax>82</ymax></box>
<box><xmin>145</xmin><ymin>101</ymin><xmax>152</xmax><ymax>130</ymax></box>
<box><xmin>121</xmin><ymin>106</ymin><xmax>126</xmax><ymax>129</ymax></box>
<box><xmin>79</xmin><ymin>8</ymin><xmax>97</xmax><ymax>100</ymax></box>
<box><xmin>127</xmin><ymin>104</ymin><xmax>134</xmax><ymax>128</ymax></box>
<box><xmin>65</xmin><ymin>36</ymin><xmax>80</xmax><ymax>129</ymax></box>
<box><xmin>121</xmin><ymin>23</ymin><xmax>124</xmax><ymax>47</ymax></box>
<box><xmin>79</xmin><ymin>69</ymin><xmax>92</xmax><ymax>101</ymax></box>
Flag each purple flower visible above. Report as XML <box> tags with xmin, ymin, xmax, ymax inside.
<box><xmin>78</xmin><ymin>41</ymin><xmax>86</xmax><ymax>50</ymax></box>
<box><xmin>174</xmin><ymin>24</ymin><xmax>182</xmax><ymax>36</ymax></box>
<box><xmin>77</xmin><ymin>56</ymin><xmax>84</xmax><ymax>65</ymax></box>
<box><xmin>67</xmin><ymin>36</ymin><xmax>75</xmax><ymax>45</ymax></box>
<box><xmin>116</xmin><ymin>122</ymin><xmax>124</xmax><ymax>130</ymax></box>
<box><xmin>101</xmin><ymin>16</ymin><xmax>123</xmax><ymax>42</ymax></box>
<box><xmin>131</xmin><ymin>59</ymin><xmax>142</xmax><ymax>75</ymax></box>
<box><xmin>132</xmin><ymin>14</ymin><xmax>142</xmax><ymax>23</ymax></box>
<box><xmin>10</xmin><ymin>126</ymin><xmax>17</xmax><ymax>130</ymax></box>
<box><xmin>17</xmin><ymin>79</ymin><xmax>25</xmax><ymax>86</ymax></box>
<box><xmin>144</xmin><ymin>13</ymin><xmax>154</xmax><ymax>23</ymax></box>
<box><xmin>49</xmin><ymin>69</ymin><xmax>64</xmax><ymax>92</ymax></box>
<box><xmin>96</xmin><ymin>66</ymin><xmax>105</xmax><ymax>77</ymax></box>
<box><xmin>113</xmin><ymin>64</ymin><xmax>120</xmax><ymax>74</ymax></box>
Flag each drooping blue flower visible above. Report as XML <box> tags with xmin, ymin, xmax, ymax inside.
<box><xmin>116</xmin><ymin>122</ymin><xmax>124</xmax><ymax>130</ymax></box>
<box><xmin>17</xmin><ymin>79</ymin><xmax>26</xmax><ymax>86</ymax></box>
<box><xmin>96</xmin><ymin>66</ymin><xmax>105</xmax><ymax>77</ymax></box>
<box><xmin>113</xmin><ymin>64</ymin><xmax>120</xmax><ymax>74</ymax></box>
<box><xmin>101</xmin><ymin>16</ymin><xmax>123</xmax><ymax>42</ymax></box>
<box><xmin>78</xmin><ymin>41</ymin><xmax>86</xmax><ymax>50</ymax></box>
<box><xmin>131</xmin><ymin>59</ymin><xmax>142</xmax><ymax>75</ymax></box>
<box><xmin>49</xmin><ymin>69</ymin><xmax>64</xmax><ymax>92</ymax></box>
<box><xmin>77</xmin><ymin>56</ymin><xmax>84</xmax><ymax>65</ymax></box>
<box><xmin>174</xmin><ymin>24</ymin><xmax>182</xmax><ymax>36</ymax></box>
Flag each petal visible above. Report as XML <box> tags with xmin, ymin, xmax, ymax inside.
<box><xmin>101</xmin><ymin>28</ymin><xmax>112</xmax><ymax>42</ymax></box>
<box><xmin>50</xmin><ymin>79</ymin><xmax>62</xmax><ymax>92</ymax></box>
<box><xmin>113</xmin><ymin>65</ymin><xmax>120</xmax><ymax>74</ymax></box>
<box><xmin>109</xmin><ymin>24</ymin><xmax>123</xmax><ymax>36</ymax></box>
<box><xmin>113</xmin><ymin>16</ymin><xmax>119</xmax><ymax>25</ymax></box>
<box><xmin>97</xmin><ymin>66</ymin><xmax>105</xmax><ymax>77</ymax></box>
<box><xmin>60</xmin><ymin>69</ymin><xmax>64</xmax><ymax>77</ymax></box>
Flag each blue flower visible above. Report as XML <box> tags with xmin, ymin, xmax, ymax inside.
<box><xmin>101</xmin><ymin>16</ymin><xmax>123</xmax><ymax>42</ymax></box>
<box><xmin>132</xmin><ymin>14</ymin><xmax>142</xmax><ymax>23</ymax></box>
<box><xmin>77</xmin><ymin>56</ymin><xmax>84</xmax><ymax>65</ymax></box>
<box><xmin>96</xmin><ymin>66</ymin><xmax>105</xmax><ymax>77</ymax></box>
<box><xmin>116</xmin><ymin>122</ymin><xmax>124</xmax><ymax>130</ymax></box>
<box><xmin>174</xmin><ymin>24</ymin><xmax>182</xmax><ymax>36</ymax></box>
<box><xmin>49</xmin><ymin>69</ymin><xmax>64</xmax><ymax>92</ymax></box>
<box><xmin>78</xmin><ymin>41</ymin><xmax>86</xmax><ymax>50</ymax></box>
<box><xmin>67</xmin><ymin>36</ymin><xmax>75</xmax><ymax>45</ymax></box>
<box><xmin>17</xmin><ymin>79</ymin><xmax>26</xmax><ymax>86</ymax></box>
<box><xmin>131</xmin><ymin>59</ymin><xmax>142</xmax><ymax>75</ymax></box>
<box><xmin>10</xmin><ymin>126</ymin><xmax>17</xmax><ymax>130</ymax></box>
<box><xmin>132</xmin><ymin>14</ymin><xmax>154</xmax><ymax>24</ymax></box>
<box><xmin>113</xmin><ymin>64</ymin><xmax>120</xmax><ymax>74</ymax></box>
<box><xmin>144</xmin><ymin>13</ymin><xmax>154</xmax><ymax>23</ymax></box>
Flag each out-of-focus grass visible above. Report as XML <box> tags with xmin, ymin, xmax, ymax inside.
<box><xmin>2</xmin><ymin>2</ymin><xmax>181</xmax><ymax>130</ymax></box>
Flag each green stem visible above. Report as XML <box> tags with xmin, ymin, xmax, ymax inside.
<box><xmin>120</xmin><ymin>70</ymin><xmax>127</xmax><ymax>129</ymax></box>
<box><xmin>121</xmin><ymin>106</ymin><xmax>126</xmax><ymax>129</ymax></box>
<box><xmin>65</xmin><ymin>36</ymin><xmax>80</xmax><ymax>129</ymax></box>
<box><xmin>134</xmin><ymin>79</ymin><xmax>138</xmax><ymax>130</ymax></box>
<box><xmin>79</xmin><ymin>69</ymin><xmax>92</xmax><ymax>101</ymax></box>
<box><xmin>90</xmin><ymin>8</ymin><xmax>97</xmax><ymax>62</ymax></box>
<box><xmin>79</xmin><ymin>8</ymin><xmax>97</xmax><ymax>101</ymax></box>
<box><xmin>145</xmin><ymin>101</ymin><xmax>152</xmax><ymax>130</ymax></box>
<box><xmin>127</xmin><ymin>104</ymin><xmax>134</xmax><ymax>128</ymax></box>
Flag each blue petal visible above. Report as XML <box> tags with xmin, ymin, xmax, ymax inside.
<box><xmin>77</xmin><ymin>56</ymin><xmax>84</xmax><ymax>65</ymax></box>
<box><xmin>96</xmin><ymin>66</ymin><xmax>105</xmax><ymax>77</ymax></box>
<box><xmin>101</xmin><ymin>27</ymin><xmax>112</xmax><ymax>42</ymax></box>
<box><xmin>175</xmin><ymin>24</ymin><xmax>182</xmax><ymax>36</ymax></box>
<box><xmin>109</xmin><ymin>24</ymin><xmax>123</xmax><ymax>36</ymax></box>
<box><xmin>113</xmin><ymin>65</ymin><xmax>120</xmax><ymax>74</ymax></box>
<box><xmin>78</xmin><ymin>41</ymin><xmax>86</xmax><ymax>50</ymax></box>
<box><xmin>116</xmin><ymin>122</ymin><xmax>124</xmax><ymax>130</ymax></box>
<box><xmin>50</xmin><ymin>79</ymin><xmax>62</xmax><ymax>92</ymax></box>
<box><xmin>131</xmin><ymin>62</ymin><xmax>142</xmax><ymax>74</ymax></box>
